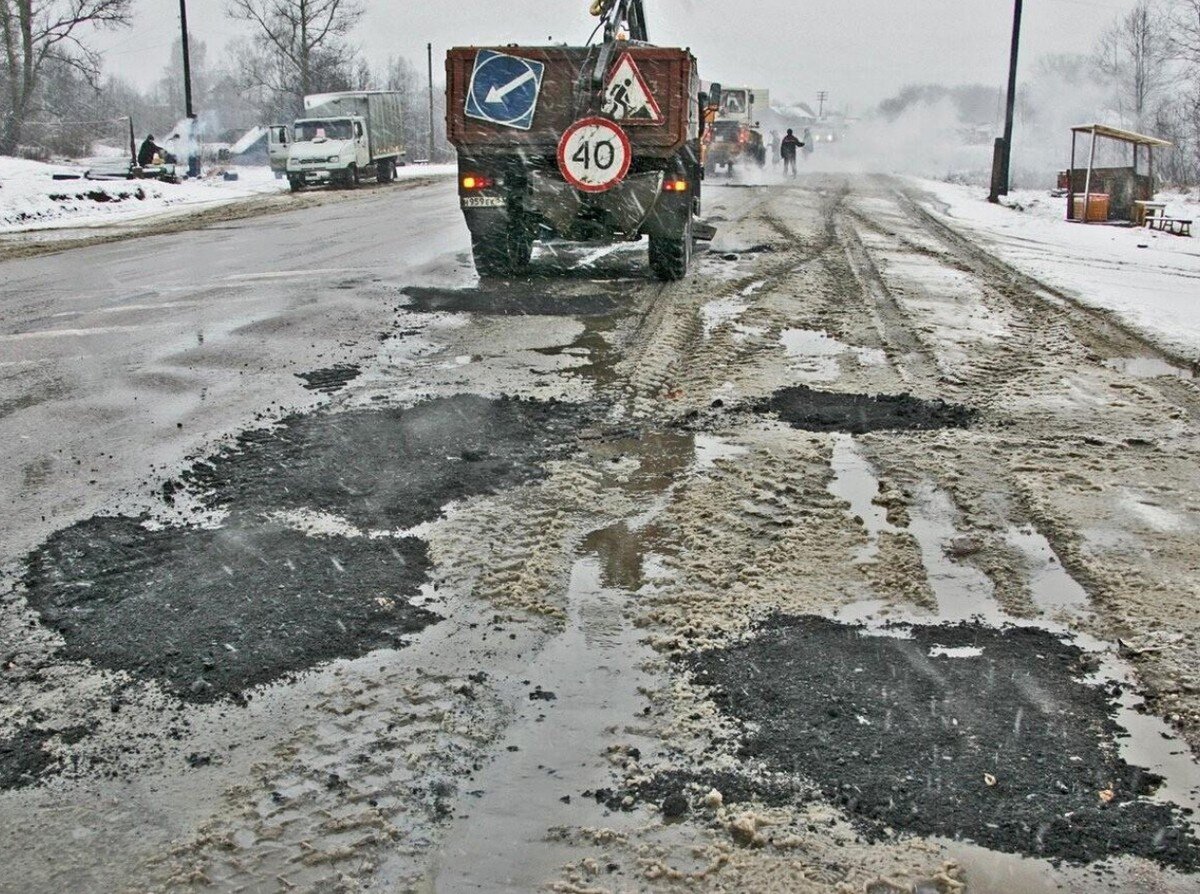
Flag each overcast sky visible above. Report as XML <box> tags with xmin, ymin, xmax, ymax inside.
<box><xmin>95</xmin><ymin>0</ymin><xmax>1138</xmax><ymax>112</ymax></box>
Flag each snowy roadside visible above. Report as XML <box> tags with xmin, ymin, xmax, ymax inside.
<box><xmin>0</xmin><ymin>156</ymin><xmax>457</xmax><ymax>235</ymax></box>
<box><xmin>910</xmin><ymin>177</ymin><xmax>1200</xmax><ymax>361</ymax></box>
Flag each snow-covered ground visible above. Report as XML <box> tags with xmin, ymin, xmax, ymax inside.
<box><xmin>0</xmin><ymin>156</ymin><xmax>456</xmax><ymax>234</ymax></box>
<box><xmin>913</xmin><ymin>178</ymin><xmax>1200</xmax><ymax>360</ymax></box>
<box><xmin>0</xmin><ymin>156</ymin><xmax>287</xmax><ymax>233</ymax></box>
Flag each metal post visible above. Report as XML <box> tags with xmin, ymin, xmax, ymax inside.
<box><xmin>990</xmin><ymin>0</ymin><xmax>1023</xmax><ymax>201</ymax></box>
<box><xmin>179</xmin><ymin>0</ymin><xmax>194</xmax><ymax>119</ymax></box>
<box><xmin>1067</xmin><ymin>131</ymin><xmax>1076</xmax><ymax>220</ymax></box>
<box><xmin>1083</xmin><ymin>127</ymin><xmax>1097</xmax><ymax>224</ymax></box>
<box><xmin>179</xmin><ymin>0</ymin><xmax>200</xmax><ymax>177</ymax></box>
<box><xmin>427</xmin><ymin>42</ymin><xmax>435</xmax><ymax>161</ymax></box>
<box><xmin>128</xmin><ymin>116</ymin><xmax>137</xmax><ymax>167</ymax></box>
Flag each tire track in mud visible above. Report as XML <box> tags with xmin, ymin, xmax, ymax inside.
<box><xmin>891</xmin><ymin>182</ymin><xmax>1200</xmax><ymax>413</ymax></box>
<box><xmin>835</xmin><ymin>181</ymin><xmax>1200</xmax><ymax>757</ymax></box>
<box><xmin>615</xmin><ymin>185</ymin><xmax>850</xmax><ymax>421</ymax></box>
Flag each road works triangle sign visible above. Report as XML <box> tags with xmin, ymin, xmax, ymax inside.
<box><xmin>601</xmin><ymin>52</ymin><xmax>663</xmax><ymax>125</ymax></box>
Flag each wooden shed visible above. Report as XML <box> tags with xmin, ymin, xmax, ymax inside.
<box><xmin>1067</xmin><ymin>124</ymin><xmax>1172</xmax><ymax>224</ymax></box>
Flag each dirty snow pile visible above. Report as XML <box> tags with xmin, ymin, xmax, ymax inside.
<box><xmin>914</xmin><ymin>178</ymin><xmax>1200</xmax><ymax>359</ymax></box>
<box><xmin>0</xmin><ymin>155</ymin><xmax>287</xmax><ymax>233</ymax></box>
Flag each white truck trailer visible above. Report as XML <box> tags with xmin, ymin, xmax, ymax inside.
<box><xmin>285</xmin><ymin>91</ymin><xmax>405</xmax><ymax>190</ymax></box>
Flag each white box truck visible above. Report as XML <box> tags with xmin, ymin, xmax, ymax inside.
<box><xmin>285</xmin><ymin>91</ymin><xmax>405</xmax><ymax>190</ymax></box>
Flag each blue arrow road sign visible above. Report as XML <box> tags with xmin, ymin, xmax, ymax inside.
<box><xmin>464</xmin><ymin>50</ymin><xmax>545</xmax><ymax>131</ymax></box>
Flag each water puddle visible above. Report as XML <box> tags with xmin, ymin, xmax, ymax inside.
<box><xmin>1104</xmin><ymin>356</ymin><xmax>1196</xmax><ymax>380</ymax></box>
<box><xmin>906</xmin><ymin>483</ymin><xmax>1005</xmax><ymax>623</ymax></box>
<box><xmin>827</xmin><ymin>434</ymin><xmax>897</xmax><ymax>563</ymax></box>
<box><xmin>1004</xmin><ymin>525</ymin><xmax>1092</xmax><ymax>618</ymax></box>
<box><xmin>781</xmin><ymin>328</ymin><xmax>888</xmax><ymax>382</ymax></box>
<box><xmin>693</xmin><ymin>433</ymin><xmax>748</xmax><ymax>471</ymax></box>
<box><xmin>700</xmin><ymin>296</ymin><xmax>749</xmax><ymax>335</ymax></box>
<box><xmin>427</xmin><ymin>557</ymin><xmax>656</xmax><ymax>892</ymax></box>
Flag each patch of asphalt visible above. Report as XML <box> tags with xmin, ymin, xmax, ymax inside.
<box><xmin>180</xmin><ymin>394</ymin><xmax>599</xmax><ymax>531</ymax></box>
<box><xmin>760</xmin><ymin>385</ymin><xmax>974</xmax><ymax>434</ymax></box>
<box><xmin>0</xmin><ymin>727</ymin><xmax>56</xmax><ymax>790</ymax></box>
<box><xmin>17</xmin><ymin>394</ymin><xmax>601</xmax><ymax>734</ymax></box>
<box><xmin>401</xmin><ymin>286</ymin><xmax>627</xmax><ymax>318</ymax></box>
<box><xmin>21</xmin><ymin>516</ymin><xmax>435</xmax><ymax>706</ymax></box>
<box><xmin>295</xmin><ymin>364</ymin><xmax>363</xmax><ymax>393</ymax></box>
<box><xmin>682</xmin><ymin>614</ymin><xmax>1199</xmax><ymax>871</ymax></box>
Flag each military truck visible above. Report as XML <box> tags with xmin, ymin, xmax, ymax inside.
<box><xmin>445</xmin><ymin>0</ymin><xmax>714</xmax><ymax>280</ymax></box>
<box><xmin>285</xmin><ymin>92</ymin><xmax>405</xmax><ymax>191</ymax></box>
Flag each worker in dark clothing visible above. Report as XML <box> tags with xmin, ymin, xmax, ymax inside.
<box><xmin>137</xmin><ymin>134</ymin><xmax>165</xmax><ymax>167</ymax></box>
<box><xmin>780</xmin><ymin>128</ymin><xmax>804</xmax><ymax>177</ymax></box>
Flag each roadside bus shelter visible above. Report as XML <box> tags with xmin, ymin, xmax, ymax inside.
<box><xmin>1067</xmin><ymin>124</ymin><xmax>1172</xmax><ymax>224</ymax></box>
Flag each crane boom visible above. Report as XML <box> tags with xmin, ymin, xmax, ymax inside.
<box><xmin>591</xmin><ymin>0</ymin><xmax>649</xmax><ymax>43</ymax></box>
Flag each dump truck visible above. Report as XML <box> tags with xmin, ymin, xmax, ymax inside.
<box><xmin>445</xmin><ymin>0</ymin><xmax>714</xmax><ymax>280</ymax></box>
<box><xmin>285</xmin><ymin>91</ymin><xmax>405</xmax><ymax>191</ymax></box>
<box><xmin>702</xmin><ymin>85</ymin><xmax>768</xmax><ymax>176</ymax></box>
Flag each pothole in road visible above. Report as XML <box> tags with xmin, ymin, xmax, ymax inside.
<box><xmin>183</xmin><ymin>394</ymin><xmax>596</xmax><ymax>531</ymax></box>
<box><xmin>688</xmin><ymin>615</ymin><xmax>1200</xmax><ymax>871</ymax></box>
<box><xmin>760</xmin><ymin>385</ymin><xmax>973</xmax><ymax>434</ymax></box>
<box><xmin>19</xmin><ymin>395</ymin><xmax>598</xmax><ymax>718</ymax></box>
<box><xmin>22</xmin><ymin>518</ymin><xmax>435</xmax><ymax>704</ymax></box>
<box><xmin>402</xmin><ymin>286</ymin><xmax>625</xmax><ymax>318</ymax></box>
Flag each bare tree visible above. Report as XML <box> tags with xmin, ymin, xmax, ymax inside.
<box><xmin>1095</xmin><ymin>0</ymin><xmax>1172</xmax><ymax>129</ymax></box>
<box><xmin>1169</xmin><ymin>0</ymin><xmax>1200</xmax><ymax>61</ymax></box>
<box><xmin>0</xmin><ymin>0</ymin><xmax>131</xmax><ymax>153</ymax></box>
<box><xmin>227</xmin><ymin>0</ymin><xmax>363</xmax><ymax>116</ymax></box>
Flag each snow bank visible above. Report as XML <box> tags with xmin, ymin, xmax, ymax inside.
<box><xmin>913</xmin><ymin>178</ymin><xmax>1200</xmax><ymax>360</ymax></box>
<box><xmin>0</xmin><ymin>156</ymin><xmax>287</xmax><ymax>233</ymax></box>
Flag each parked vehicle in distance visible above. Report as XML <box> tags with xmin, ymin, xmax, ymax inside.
<box><xmin>285</xmin><ymin>92</ymin><xmax>405</xmax><ymax>191</ymax></box>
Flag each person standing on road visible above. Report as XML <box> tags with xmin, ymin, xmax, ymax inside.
<box><xmin>780</xmin><ymin>128</ymin><xmax>804</xmax><ymax>177</ymax></box>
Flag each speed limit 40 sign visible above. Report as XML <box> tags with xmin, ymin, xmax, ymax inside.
<box><xmin>557</xmin><ymin>117</ymin><xmax>632</xmax><ymax>193</ymax></box>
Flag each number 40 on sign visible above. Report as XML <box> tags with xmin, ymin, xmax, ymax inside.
<box><xmin>557</xmin><ymin>117</ymin><xmax>632</xmax><ymax>193</ymax></box>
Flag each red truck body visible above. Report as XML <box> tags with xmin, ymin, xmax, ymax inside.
<box><xmin>444</xmin><ymin>41</ymin><xmax>705</xmax><ymax>280</ymax></box>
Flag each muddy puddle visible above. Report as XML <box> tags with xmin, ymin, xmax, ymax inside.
<box><xmin>688</xmin><ymin>614</ymin><xmax>1200</xmax><ymax>871</ymax></box>
<box><xmin>426</xmin><ymin>556</ymin><xmax>659</xmax><ymax>891</ymax></box>
<box><xmin>781</xmin><ymin>328</ymin><xmax>888</xmax><ymax>382</ymax></box>
<box><xmin>761</xmin><ymin>385</ymin><xmax>973</xmax><ymax>434</ymax></box>
<box><xmin>1103</xmin><ymin>356</ymin><xmax>1196</xmax><ymax>380</ymax></box>
<box><xmin>402</xmin><ymin>286</ymin><xmax>627</xmax><ymax>318</ymax></box>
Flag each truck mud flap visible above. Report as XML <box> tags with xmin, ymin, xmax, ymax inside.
<box><xmin>693</xmin><ymin>221</ymin><xmax>717</xmax><ymax>241</ymax></box>
<box><xmin>529</xmin><ymin>171</ymin><xmax>664</xmax><ymax>237</ymax></box>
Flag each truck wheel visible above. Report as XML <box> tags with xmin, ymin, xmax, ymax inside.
<box><xmin>378</xmin><ymin>160</ymin><xmax>394</xmax><ymax>184</ymax></box>
<box><xmin>470</xmin><ymin>212</ymin><xmax>534</xmax><ymax>278</ymax></box>
<box><xmin>288</xmin><ymin>177</ymin><xmax>303</xmax><ymax>192</ymax></box>
<box><xmin>649</xmin><ymin>213</ymin><xmax>693</xmax><ymax>282</ymax></box>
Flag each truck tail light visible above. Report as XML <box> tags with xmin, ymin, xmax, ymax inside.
<box><xmin>461</xmin><ymin>174</ymin><xmax>494</xmax><ymax>190</ymax></box>
<box><xmin>664</xmin><ymin>179</ymin><xmax>689</xmax><ymax>192</ymax></box>
<box><xmin>738</xmin><ymin>130</ymin><xmax>749</xmax><ymax>144</ymax></box>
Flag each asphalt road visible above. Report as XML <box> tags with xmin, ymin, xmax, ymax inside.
<box><xmin>0</xmin><ymin>179</ymin><xmax>470</xmax><ymax>560</ymax></box>
<box><xmin>1</xmin><ymin>174</ymin><xmax>1199</xmax><ymax>894</ymax></box>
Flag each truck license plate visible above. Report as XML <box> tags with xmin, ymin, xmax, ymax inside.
<box><xmin>461</xmin><ymin>195</ymin><xmax>505</xmax><ymax>208</ymax></box>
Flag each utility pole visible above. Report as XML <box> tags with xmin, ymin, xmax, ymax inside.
<box><xmin>427</xmin><ymin>42</ymin><xmax>435</xmax><ymax>162</ymax></box>
<box><xmin>817</xmin><ymin>91</ymin><xmax>828</xmax><ymax>118</ymax></box>
<box><xmin>990</xmin><ymin>0</ymin><xmax>1023</xmax><ymax>202</ymax></box>
<box><xmin>179</xmin><ymin>0</ymin><xmax>199</xmax><ymax>176</ymax></box>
